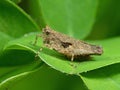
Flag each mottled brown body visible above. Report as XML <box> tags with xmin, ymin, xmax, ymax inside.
<box><xmin>40</xmin><ymin>26</ymin><xmax>103</xmax><ymax>61</ymax></box>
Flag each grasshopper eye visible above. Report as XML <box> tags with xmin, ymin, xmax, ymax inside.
<box><xmin>45</xmin><ymin>30</ymin><xmax>50</xmax><ymax>35</ymax></box>
<box><xmin>43</xmin><ymin>28</ymin><xmax>51</xmax><ymax>35</ymax></box>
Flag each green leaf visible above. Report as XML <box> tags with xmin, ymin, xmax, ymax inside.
<box><xmin>0</xmin><ymin>0</ymin><xmax>40</xmax><ymax>38</ymax></box>
<box><xmin>4</xmin><ymin>32</ymin><xmax>41</xmax><ymax>53</ymax></box>
<box><xmin>21</xmin><ymin>0</ymin><xmax>98</xmax><ymax>39</ymax></box>
<box><xmin>18</xmin><ymin>0</ymin><xmax>45</xmax><ymax>29</ymax></box>
<box><xmin>0</xmin><ymin>0</ymin><xmax>44</xmax><ymax>89</ymax></box>
<box><xmin>0</xmin><ymin>50</ymin><xmax>36</xmax><ymax>66</ymax></box>
<box><xmin>80</xmin><ymin>63</ymin><xmax>120</xmax><ymax>90</ymax></box>
<box><xmin>4</xmin><ymin>33</ymin><xmax>120</xmax><ymax>74</ymax></box>
<box><xmin>0</xmin><ymin>44</ymin><xmax>43</xmax><ymax>88</ymax></box>
<box><xmin>87</xmin><ymin>0</ymin><xmax>120</xmax><ymax>39</ymax></box>
<box><xmin>0</xmin><ymin>0</ymin><xmax>41</xmax><ymax>66</ymax></box>
<box><xmin>0</xmin><ymin>32</ymin><xmax>41</xmax><ymax>66</ymax></box>
<box><xmin>0</xmin><ymin>61</ymin><xmax>43</xmax><ymax>90</ymax></box>
<box><xmin>10</xmin><ymin>0</ymin><xmax>21</xmax><ymax>4</ymax></box>
<box><xmin>10</xmin><ymin>65</ymin><xmax>87</xmax><ymax>90</ymax></box>
<box><xmin>0</xmin><ymin>44</ymin><xmax>43</xmax><ymax>89</ymax></box>
<box><xmin>0</xmin><ymin>32</ymin><xmax>12</xmax><ymax>52</ymax></box>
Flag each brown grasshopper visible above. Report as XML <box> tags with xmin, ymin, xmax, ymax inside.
<box><xmin>35</xmin><ymin>26</ymin><xmax>103</xmax><ymax>61</ymax></box>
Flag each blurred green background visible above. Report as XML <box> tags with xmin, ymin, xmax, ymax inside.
<box><xmin>0</xmin><ymin>0</ymin><xmax>120</xmax><ymax>90</ymax></box>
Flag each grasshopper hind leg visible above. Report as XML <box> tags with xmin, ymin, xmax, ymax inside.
<box><xmin>71</xmin><ymin>54</ymin><xmax>74</xmax><ymax>61</ymax></box>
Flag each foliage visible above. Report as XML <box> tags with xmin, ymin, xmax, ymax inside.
<box><xmin>0</xmin><ymin>0</ymin><xmax>120</xmax><ymax>90</ymax></box>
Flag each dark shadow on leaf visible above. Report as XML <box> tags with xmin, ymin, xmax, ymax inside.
<box><xmin>81</xmin><ymin>63</ymin><xmax>120</xmax><ymax>78</ymax></box>
<box><xmin>41</xmin><ymin>48</ymin><xmax>66</xmax><ymax>60</ymax></box>
<box><xmin>0</xmin><ymin>50</ymin><xmax>35</xmax><ymax>66</ymax></box>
